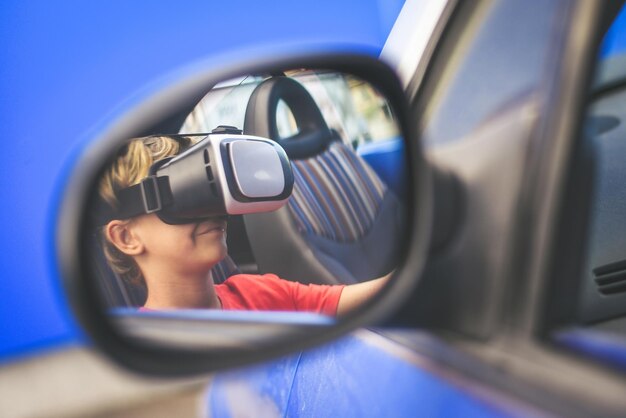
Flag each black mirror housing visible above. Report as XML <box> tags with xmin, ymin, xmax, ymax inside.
<box><xmin>56</xmin><ymin>52</ymin><xmax>432</xmax><ymax>376</ymax></box>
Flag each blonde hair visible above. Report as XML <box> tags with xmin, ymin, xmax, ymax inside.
<box><xmin>99</xmin><ymin>135</ymin><xmax>192</xmax><ymax>287</ymax></box>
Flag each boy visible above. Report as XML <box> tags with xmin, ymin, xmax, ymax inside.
<box><xmin>99</xmin><ymin>135</ymin><xmax>389</xmax><ymax>316</ymax></box>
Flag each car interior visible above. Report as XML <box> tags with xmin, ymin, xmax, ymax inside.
<box><xmin>241</xmin><ymin>75</ymin><xmax>404</xmax><ymax>285</ymax></box>
<box><xmin>88</xmin><ymin>70</ymin><xmax>405</xmax><ymax>308</ymax></box>
<box><xmin>548</xmin><ymin>6</ymin><xmax>626</xmax><ymax>369</ymax></box>
<box><xmin>575</xmin><ymin>49</ymin><xmax>626</xmax><ymax>329</ymax></box>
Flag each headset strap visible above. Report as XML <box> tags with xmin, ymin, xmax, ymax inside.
<box><xmin>96</xmin><ymin>176</ymin><xmax>173</xmax><ymax>225</ymax></box>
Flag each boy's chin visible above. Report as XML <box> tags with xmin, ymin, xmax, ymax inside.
<box><xmin>207</xmin><ymin>245</ymin><xmax>228</xmax><ymax>264</ymax></box>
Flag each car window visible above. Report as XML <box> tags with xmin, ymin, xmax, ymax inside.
<box><xmin>180</xmin><ymin>70</ymin><xmax>399</xmax><ymax>150</ymax></box>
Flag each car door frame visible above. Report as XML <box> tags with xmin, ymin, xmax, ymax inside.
<box><xmin>382</xmin><ymin>0</ymin><xmax>626</xmax><ymax>416</ymax></box>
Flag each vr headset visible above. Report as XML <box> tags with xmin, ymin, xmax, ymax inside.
<box><xmin>97</xmin><ymin>128</ymin><xmax>294</xmax><ymax>225</ymax></box>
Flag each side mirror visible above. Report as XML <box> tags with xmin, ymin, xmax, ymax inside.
<box><xmin>57</xmin><ymin>53</ymin><xmax>432</xmax><ymax>375</ymax></box>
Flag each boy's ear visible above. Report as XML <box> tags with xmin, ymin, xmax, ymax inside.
<box><xmin>105</xmin><ymin>220</ymin><xmax>144</xmax><ymax>256</ymax></box>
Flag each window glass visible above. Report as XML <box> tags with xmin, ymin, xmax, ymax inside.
<box><xmin>180</xmin><ymin>75</ymin><xmax>265</xmax><ymax>133</ymax></box>
<box><xmin>275</xmin><ymin>99</ymin><xmax>298</xmax><ymax>138</ymax></box>
<box><xmin>180</xmin><ymin>71</ymin><xmax>399</xmax><ymax>150</ymax></box>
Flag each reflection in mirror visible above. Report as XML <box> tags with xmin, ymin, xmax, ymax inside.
<box><xmin>85</xmin><ymin>69</ymin><xmax>407</xmax><ymax>348</ymax></box>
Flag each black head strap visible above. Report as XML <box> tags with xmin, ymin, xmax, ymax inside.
<box><xmin>92</xmin><ymin>136</ymin><xmax>194</xmax><ymax>226</ymax></box>
<box><xmin>117</xmin><ymin>176</ymin><xmax>173</xmax><ymax>218</ymax></box>
<box><xmin>94</xmin><ymin>175</ymin><xmax>173</xmax><ymax>226</ymax></box>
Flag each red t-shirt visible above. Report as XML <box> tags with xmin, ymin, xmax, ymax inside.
<box><xmin>215</xmin><ymin>274</ymin><xmax>345</xmax><ymax>316</ymax></box>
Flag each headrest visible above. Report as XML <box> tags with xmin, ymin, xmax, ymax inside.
<box><xmin>244</xmin><ymin>76</ymin><xmax>338</xmax><ymax>160</ymax></box>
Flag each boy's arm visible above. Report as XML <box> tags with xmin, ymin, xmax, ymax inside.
<box><xmin>336</xmin><ymin>272</ymin><xmax>393</xmax><ymax>316</ymax></box>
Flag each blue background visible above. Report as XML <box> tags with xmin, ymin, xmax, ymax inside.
<box><xmin>0</xmin><ymin>0</ymin><xmax>405</xmax><ymax>362</ymax></box>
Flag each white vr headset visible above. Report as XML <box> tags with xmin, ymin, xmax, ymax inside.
<box><xmin>98</xmin><ymin>128</ymin><xmax>293</xmax><ymax>225</ymax></box>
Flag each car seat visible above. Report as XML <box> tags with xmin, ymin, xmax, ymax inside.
<box><xmin>243</xmin><ymin>76</ymin><xmax>403</xmax><ymax>284</ymax></box>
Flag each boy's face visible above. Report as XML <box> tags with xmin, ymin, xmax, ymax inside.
<box><xmin>130</xmin><ymin>214</ymin><xmax>228</xmax><ymax>276</ymax></box>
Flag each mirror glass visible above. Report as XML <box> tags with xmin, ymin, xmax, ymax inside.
<box><xmin>83</xmin><ymin>69</ymin><xmax>408</xmax><ymax>349</ymax></box>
